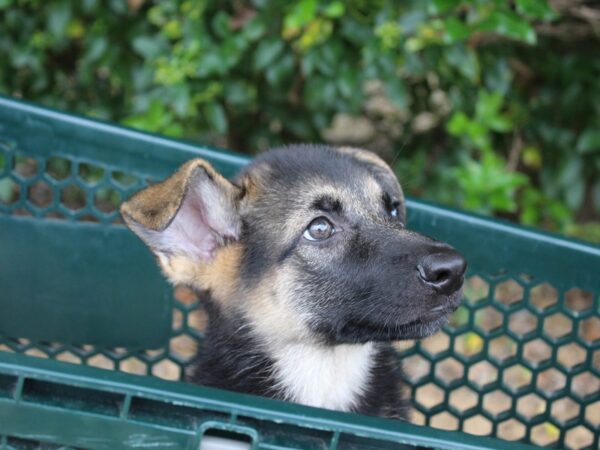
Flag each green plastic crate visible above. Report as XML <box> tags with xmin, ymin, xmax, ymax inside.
<box><xmin>0</xmin><ymin>96</ymin><xmax>598</xmax><ymax>450</ymax></box>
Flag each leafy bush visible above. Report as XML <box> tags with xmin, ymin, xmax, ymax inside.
<box><xmin>1</xmin><ymin>0</ymin><xmax>598</xmax><ymax>241</ymax></box>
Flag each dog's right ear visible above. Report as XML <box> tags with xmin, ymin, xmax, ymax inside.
<box><xmin>120</xmin><ymin>159</ymin><xmax>242</xmax><ymax>285</ymax></box>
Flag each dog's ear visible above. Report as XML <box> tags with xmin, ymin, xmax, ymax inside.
<box><xmin>120</xmin><ymin>159</ymin><xmax>242</xmax><ymax>283</ymax></box>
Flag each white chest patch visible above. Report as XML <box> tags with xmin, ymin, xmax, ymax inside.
<box><xmin>271</xmin><ymin>342</ymin><xmax>375</xmax><ymax>411</ymax></box>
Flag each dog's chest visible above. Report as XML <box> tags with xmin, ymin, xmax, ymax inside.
<box><xmin>271</xmin><ymin>342</ymin><xmax>375</xmax><ymax>411</ymax></box>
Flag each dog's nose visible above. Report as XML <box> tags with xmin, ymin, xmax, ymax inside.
<box><xmin>417</xmin><ymin>249</ymin><xmax>467</xmax><ymax>295</ymax></box>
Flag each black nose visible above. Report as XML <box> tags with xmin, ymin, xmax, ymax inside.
<box><xmin>417</xmin><ymin>249</ymin><xmax>467</xmax><ymax>295</ymax></box>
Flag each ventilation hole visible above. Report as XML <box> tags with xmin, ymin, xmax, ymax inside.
<box><xmin>454</xmin><ymin>332</ymin><xmax>484</xmax><ymax>358</ymax></box>
<box><xmin>46</xmin><ymin>156</ymin><xmax>72</xmax><ymax>181</ymax></box>
<box><xmin>531</xmin><ymin>422</ymin><xmax>559</xmax><ymax>446</ymax></box>
<box><xmin>430</xmin><ymin>411</ymin><xmax>459</xmax><ymax>431</ymax></box>
<box><xmin>551</xmin><ymin>396</ymin><xmax>580</xmax><ymax>424</ymax></box>
<box><xmin>6</xmin><ymin>436</ymin><xmax>83</xmax><ymax>449</ymax></box>
<box><xmin>474</xmin><ymin>306</ymin><xmax>503</xmax><ymax>334</ymax></box>
<box><xmin>508</xmin><ymin>309</ymin><xmax>538</xmax><ymax>338</ymax></box>
<box><xmin>463</xmin><ymin>415</ymin><xmax>492</xmax><ymax>436</ymax></box>
<box><xmin>565</xmin><ymin>288</ymin><xmax>594</xmax><ymax>314</ymax></box>
<box><xmin>463</xmin><ymin>275</ymin><xmax>490</xmax><ymax>304</ymax></box>
<box><xmin>60</xmin><ymin>184</ymin><xmax>86</xmax><ymax>210</ymax></box>
<box><xmin>571</xmin><ymin>372</ymin><xmax>599</xmax><ymax>399</ymax></box>
<box><xmin>523</xmin><ymin>338</ymin><xmax>552</xmax><ymax>366</ymax></box>
<box><xmin>529</xmin><ymin>283</ymin><xmax>558</xmax><ymax>310</ymax></box>
<box><xmin>402</xmin><ymin>354</ymin><xmax>430</xmax><ymax>383</ymax></box>
<box><xmin>517</xmin><ymin>393</ymin><xmax>546</xmax><ymax>420</ymax></box>
<box><xmin>200</xmin><ymin>429</ymin><xmax>252</xmax><ymax>450</ymax></box>
<box><xmin>77</xmin><ymin>163</ymin><xmax>105</xmax><ymax>185</ymax></box>
<box><xmin>112</xmin><ymin>171</ymin><xmax>139</xmax><ymax>187</ymax></box>
<box><xmin>494</xmin><ymin>280</ymin><xmax>524</xmax><ymax>306</ymax></box>
<box><xmin>421</xmin><ymin>332</ymin><xmax>450</xmax><ymax>357</ymax></box>
<box><xmin>565</xmin><ymin>425</ymin><xmax>594</xmax><ymax>450</ymax></box>
<box><xmin>483</xmin><ymin>390</ymin><xmax>512</xmax><ymax>417</ymax></box>
<box><xmin>0</xmin><ymin>373</ymin><xmax>17</xmax><ymax>398</ymax></box>
<box><xmin>544</xmin><ymin>313</ymin><xmax>573</xmax><ymax>341</ymax></box>
<box><xmin>13</xmin><ymin>154</ymin><xmax>38</xmax><ymax>179</ymax></box>
<box><xmin>434</xmin><ymin>357</ymin><xmax>464</xmax><ymax>385</ymax></box>
<box><xmin>468</xmin><ymin>360</ymin><xmax>498</xmax><ymax>388</ymax></box>
<box><xmin>27</xmin><ymin>180</ymin><xmax>53</xmax><ymax>208</ymax></box>
<box><xmin>21</xmin><ymin>379</ymin><xmax>122</xmax><ymax>416</ymax></box>
<box><xmin>93</xmin><ymin>187</ymin><xmax>121</xmax><ymax>213</ymax></box>
<box><xmin>87</xmin><ymin>354</ymin><xmax>115</xmax><ymax>370</ymax></box>
<box><xmin>415</xmin><ymin>383</ymin><xmax>445</xmax><ymax>410</ymax></box>
<box><xmin>579</xmin><ymin>316</ymin><xmax>600</xmax><ymax>344</ymax></box>
<box><xmin>151</xmin><ymin>359</ymin><xmax>181</xmax><ymax>380</ymax></box>
<box><xmin>557</xmin><ymin>343</ymin><xmax>586</xmax><ymax>370</ymax></box>
<box><xmin>489</xmin><ymin>336</ymin><xmax>517</xmax><ymax>362</ymax></box>
<box><xmin>497</xmin><ymin>418</ymin><xmax>526</xmax><ymax>441</ymax></box>
<box><xmin>0</xmin><ymin>178</ymin><xmax>19</xmax><ymax>205</ymax></box>
<box><xmin>448</xmin><ymin>386</ymin><xmax>477</xmax><ymax>412</ymax></box>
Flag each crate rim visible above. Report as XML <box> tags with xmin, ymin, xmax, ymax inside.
<box><xmin>0</xmin><ymin>352</ymin><xmax>540</xmax><ymax>450</ymax></box>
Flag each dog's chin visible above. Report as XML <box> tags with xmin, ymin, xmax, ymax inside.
<box><xmin>328</xmin><ymin>293</ymin><xmax>462</xmax><ymax>344</ymax></box>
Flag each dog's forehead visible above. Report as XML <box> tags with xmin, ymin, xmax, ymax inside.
<box><xmin>242</xmin><ymin>146</ymin><xmax>400</xmax><ymax>211</ymax></box>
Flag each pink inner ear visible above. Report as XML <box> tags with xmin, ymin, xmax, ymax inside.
<box><xmin>133</xmin><ymin>171</ymin><xmax>240</xmax><ymax>263</ymax></box>
<box><xmin>162</xmin><ymin>192</ymin><xmax>218</xmax><ymax>261</ymax></box>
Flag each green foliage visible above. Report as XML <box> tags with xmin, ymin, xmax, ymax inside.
<box><xmin>0</xmin><ymin>0</ymin><xmax>598</xmax><ymax>241</ymax></box>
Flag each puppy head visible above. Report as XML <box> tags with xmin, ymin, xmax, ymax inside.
<box><xmin>121</xmin><ymin>145</ymin><xmax>466</xmax><ymax>345</ymax></box>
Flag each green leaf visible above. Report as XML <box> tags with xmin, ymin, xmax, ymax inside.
<box><xmin>83</xmin><ymin>36</ymin><xmax>108</xmax><ymax>63</ymax></box>
<box><xmin>242</xmin><ymin>18</ymin><xmax>266</xmax><ymax>42</ymax></box>
<box><xmin>323</xmin><ymin>1</ymin><xmax>345</xmax><ymax>18</ymax></box>
<box><xmin>429</xmin><ymin>0</ymin><xmax>461</xmax><ymax>14</ymax></box>
<box><xmin>204</xmin><ymin>103</ymin><xmax>228</xmax><ymax>134</ymax></box>
<box><xmin>383</xmin><ymin>77</ymin><xmax>407</xmax><ymax>109</ymax></box>
<box><xmin>212</xmin><ymin>11</ymin><xmax>231</xmax><ymax>39</ymax></box>
<box><xmin>445</xmin><ymin>45</ymin><xmax>480</xmax><ymax>82</ymax></box>
<box><xmin>132</xmin><ymin>36</ymin><xmax>163</xmax><ymax>59</ymax></box>
<box><xmin>481</xmin><ymin>11</ymin><xmax>537</xmax><ymax>44</ymax></box>
<box><xmin>447</xmin><ymin>112</ymin><xmax>470</xmax><ymax>136</ymax></box>
<box><xmin>576</xmin><ymin>128</ymin><xmax>600</xmax><ymax>154</ymax></box>
<box><xmin>284</xmin><ymin>0</ymin><xmax>318</xmax><ymax>30</ymax></box>
<box><xmin>443</xmin><ymin>17</ymin><xmax>470</xmax><ymax>43</ymax></box>
<box><xmin>515</xmin><ymin>0</ymin><xmax>557</xmax><ymax>20</ymax></box>
<box><xmin>265</xmin><ymin>54</ymin><xmax>295</xmax><ymax>87</ymax></box>
<box><xmin>48</xmin><ymin>2</ymin><xmax>71</xmax><ymax>38</ymax></box>
<box><xmin>253</xmin><ymin>39</ymin><xmax>285</xmax><ymax>72</ymax></box>
<box><xmin>337</xmin><ymin>66</ymin><xmax>359</xmax><ymax>99</ymax></box>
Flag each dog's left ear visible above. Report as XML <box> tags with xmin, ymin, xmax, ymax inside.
<box><xmin>120</xmin><ymin>159</ymin><xmax>242</xmax><ymax>283</ymax></box>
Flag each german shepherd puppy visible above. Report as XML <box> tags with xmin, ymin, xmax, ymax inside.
<box><xmin>121</xmin><ymin>145</ymin><xmax>466</xmax><ymax>420</ymax></box>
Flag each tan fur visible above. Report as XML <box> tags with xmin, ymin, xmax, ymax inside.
<box><xmin>243</xmin><ymin>266</ymin><xmax>313</xmax><ymax>345</ymax></box>
<box><xmin>158</xmin><ymin>244</ymin><xmax>242</xmax><ymax>305</ymax></box>
<box><xmin>198</xmin><ymin>244</ymin><xmax>243</xmax><ymax>304</ymax></box>
<box><xmin>337</xmin><ymin>146</ymin><xmax>395</xmax><ymax>178</ymax></box>
<box><xmin>337</xmin><ymin>146</ymin><xmax>405</xmax><ymax>209</ymax></box>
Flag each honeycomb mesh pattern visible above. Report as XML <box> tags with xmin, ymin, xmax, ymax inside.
<box><xmin>0</xmin><ymin>141</ymin><xmax>598</xmax><ymax>450</ymax></box>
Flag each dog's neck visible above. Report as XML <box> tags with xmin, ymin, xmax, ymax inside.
<box><xmin>270</xmin><ymin>341</ymin><xmax>375</xmax><ymax>411</ymax></box>
<box><xmin>191</xmin><ymin>300</ymin><xmax>408</xmax><ymax>418</ymax></box>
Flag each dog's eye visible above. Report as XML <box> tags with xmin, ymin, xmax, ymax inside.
<box><xmin>304</xmin><ymin>217</ymin><xmax>334</xmax><ymax>241</ymax></box>
<box><xmin>389</xmin><ymin>202</ymin><xmax>401</xmax><ymax>219</ymax></box>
